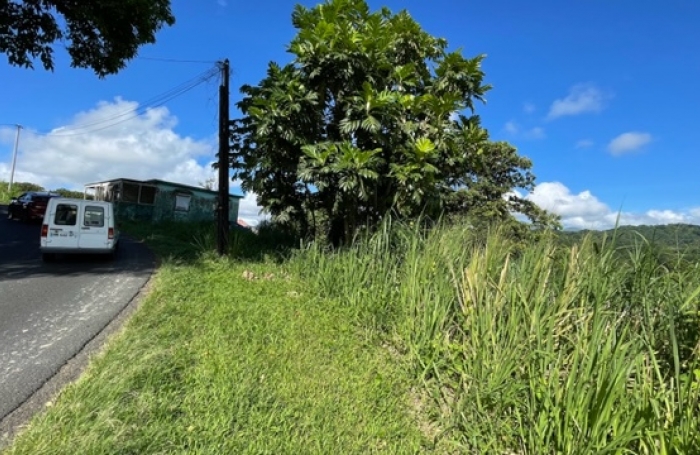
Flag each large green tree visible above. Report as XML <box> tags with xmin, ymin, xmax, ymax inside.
<box><xmin>230</xmin><ymin>0</ymin><xmax>556</xmax><ymax>245</ymax></box>
<box><xmin>1</xmin><ymin>0</ymin><xmax>175</xmax><ymax>77</ymax></box>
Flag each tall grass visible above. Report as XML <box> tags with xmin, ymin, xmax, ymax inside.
<box><xmin>291</xmin><ymin>220</ymin><xmax>700</xmax><ymax>453</ymax></box>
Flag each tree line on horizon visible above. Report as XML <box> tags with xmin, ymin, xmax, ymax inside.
<box><xmin>0</xmin><ymin>181</ymin><xmax>85</xmax><ymax>201</ymax></box>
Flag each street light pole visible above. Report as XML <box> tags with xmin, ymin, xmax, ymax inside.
<box><xmin>8</xmin><ymin>124</ymin><xmax>22</xmax><ymax>193</ymax></box>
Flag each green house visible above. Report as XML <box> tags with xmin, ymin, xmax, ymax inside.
<box><xmin>83</xmin><ymin>178</ymin><xmax>243</xmax><ymax>224</ymax></box>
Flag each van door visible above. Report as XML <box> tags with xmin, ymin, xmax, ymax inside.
<box><xmin>47</xmin><ymin>202</ymin><xmax>80</xmax><ymax>249</ymax></box>
<box><xmin>77</xmin><ymin>204</ymin><xmax>109</xmax><ymax>250</ymax></box>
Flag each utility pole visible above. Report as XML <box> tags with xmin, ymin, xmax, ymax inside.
<box><xmin>8</xmin><ymin>124</ymin><xmax>22</xmax><ymax>193</ymax></box>
<box><xmin>217</xmin><ymin>59</ymin><xmax>230</xmax><ymax>256</ymax></box>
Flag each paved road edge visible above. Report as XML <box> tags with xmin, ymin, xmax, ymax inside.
<box><xmin>0</xmin><ymin>237</ymin><xmax>157</xmax><ymax>450</ymax></box>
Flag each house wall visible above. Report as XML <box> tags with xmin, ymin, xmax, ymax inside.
<box><xmin>115</xmin><ymin>202</ymin><xmax>155</xmax><ymax>222</ymax></box>
<box><xmin>88</xmin><ymin>179</ymin><xmax>241</xmax><ymax>224</ymax></box>
<box><xmin>151</xmin><ymin>182</ymin><xmax>240</xmax><ymax>224</ymax></box>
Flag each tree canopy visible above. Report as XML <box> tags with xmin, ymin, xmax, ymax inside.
<box><xmin>230</xmin><ymin>0</ymin><xmax>557</xmax><ymax>245</ymax></box>
<box><xmin>1</xmin><ymin>0</ymin><xmax>175</xmax><ymax>77</ymax></box>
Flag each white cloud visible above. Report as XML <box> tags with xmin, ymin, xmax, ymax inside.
<box><xmin>576</xmin><ymin>139</ymin><xmax>594</xmax><ymax>149</ymax></box>
<box><xmin>547</xmin><ymin>84</ymin><xmax>607</xmax><ymax>120</ymax></box>
<box><xmin>0</xmin><ymin>98</ymin><xmax>266</xmax><ymax>223</ymax></box>
<box><xmin>503</xmin><ymin>121</ymin><xmax>545</xmax><ymax>140</ymax></box>
<box><xmin>524</xmin><ymin>127</ymin><xmax>545</xmax><ymax>140</ymax></box>
<box><xmin>644</xmin><ymin>210</ymin><xmax>687</xmax><ymax>224</ymax></box>
<box><xmin>526</xmin><ymin>181</ymin><xmax>700</xmax><ymax>230</ymax></box>
<box><xmin>0</xmin><ymin>98</ymin><xmax>214</xmax><ymax>188</ymax></box>
<box><xmin>504</xmin><ymin>121</ymin><xmax>519</xmax><ymax>134</ymax></box>
<box><xmin>528</xmin><ymin>182</ymin><xmax>608</xmax><ymax>219</ymax></box>
<box><xmin>607</xmin><ymin>132</ymin><xmax>652</xmax><ymax>155</ymax></box>
<box><xmin>237</xmin><ymin>192</ymin><xmax>269</xmax><ymax>227</ymax></box>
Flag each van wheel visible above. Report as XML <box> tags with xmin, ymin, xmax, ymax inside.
<box><xmin>42</xmin><ymin>253</ymin><xmax>55</xmax><ymax>262</ymax></box>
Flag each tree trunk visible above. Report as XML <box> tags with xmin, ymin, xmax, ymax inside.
<box><xmin>329</xmin><ymin>214</ymin><xmax>345</xmax><ymax>248</ymax></box>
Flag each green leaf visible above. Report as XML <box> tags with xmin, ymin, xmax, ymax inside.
<box><xmin>415</xmin><ymin>137</ymin><xmax>436</xmax><ymax>155</ymax></box>
<box><xmin>340</xmin><ymin>118</ymin><xmax>361</xmax><ymax>134</ymax></box>
<box><xmin>361</xmin><ymin>115</ymin><xmax>381</xmax><ymax>133</ymax></box>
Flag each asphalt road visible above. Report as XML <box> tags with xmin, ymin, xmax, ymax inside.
<box><xmin>0</xmin><ymin>205</ymin><xmax>155</xmax><ymax>436</ymax></box>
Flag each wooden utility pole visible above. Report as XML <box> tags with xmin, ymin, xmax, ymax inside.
<box><xmin>217</xmin><ymin>59</ymin><xmax>230</xmax><ymax>256</ymax></box>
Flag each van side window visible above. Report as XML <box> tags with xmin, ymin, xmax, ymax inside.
<box><xmin>84</xmin><ymin>206</ymin><xmax>105</xmax><ymax>227</ymax></box>
<box><xmin>55</xmin><ymin>204</ymin><xmax>78</xmax><ymax>226</ymax></box>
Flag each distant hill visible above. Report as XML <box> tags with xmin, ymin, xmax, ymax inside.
<box><xmin>558</xmin><ymin>223</ymin><xmax>700</xmax><ymax>265</ymax></box>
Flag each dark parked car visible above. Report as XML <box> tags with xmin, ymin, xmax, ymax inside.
<box><xmin>7</xmin><ymin>191</ymin><xmax>60</xmax><ymax>222</ymax></box>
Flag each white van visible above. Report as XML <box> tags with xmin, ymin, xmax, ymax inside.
<box><xmin>40</xmin><ymin>198</ymin><xmax>119</xmax><ymax>261</ymax></box>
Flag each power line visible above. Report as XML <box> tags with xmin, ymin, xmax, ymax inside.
<box><xmin>41</xmin><ymin>66</ymin><xmax>218</xmax><ymax>134</ymax></box>
<box><xmin>45</xmin><ymin>80</ymin><xmax>214</xmax><ymax>136</ymax></box>
<box><xmin>28</xmin><ymin>66</ymin><xmax>219</xmax><ymax>137</ymax></box>
<box><xmin>137</xmin><ymin>56</ymin><xmax>218</xmax><ymax>64</ymax></box>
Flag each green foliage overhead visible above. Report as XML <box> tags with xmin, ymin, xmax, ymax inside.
<box><xmin>230</xmin><ymin>0</ymin><xmax>557</xmax><ymax>245</ymax></box>
<box><xmin>0</xmin><ymin>0</ymin><xmax>175</xmax><ymax>77</ymax></box>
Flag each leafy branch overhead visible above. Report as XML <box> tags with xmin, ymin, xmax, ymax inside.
<box><xmin>230</xmin><ymin>0</ymin><xmax>558</xmax><ymax>245</ymax></box>
<box><xmin>0</xmin><ymin>0</ymin><xmax>175</xmax><ymax>76</ymax></box>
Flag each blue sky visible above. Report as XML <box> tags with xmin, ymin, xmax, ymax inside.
<box><xmin>1</xmin><ymin>0</ymin><xmax>699</xmax><ymax>227</ymax></box>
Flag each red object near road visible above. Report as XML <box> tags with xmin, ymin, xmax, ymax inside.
<box><xmin>7</xmin><ymin>191</ymin><xmax>61</xmax><ymax>222</ymax></box>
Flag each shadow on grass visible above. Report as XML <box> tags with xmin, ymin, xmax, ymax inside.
<box><xmin>120</xmin><ymin>220</ymin><xmax>300</xmax><ymax>264</ymax></box>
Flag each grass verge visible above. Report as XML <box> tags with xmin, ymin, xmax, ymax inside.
<box><xmin>3</xmin><ymin>224</ymin><xmax>430</xmax><ymax>454</ymax></box>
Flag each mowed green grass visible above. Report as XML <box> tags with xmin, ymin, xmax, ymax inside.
<box><xmin>4</xmin><ymin>256</ymin><xmax>430</xmax><ymax>454</ymax></box>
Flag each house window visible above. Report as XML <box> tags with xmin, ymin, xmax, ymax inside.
<box><xmin>83</xmin><ymin>206</ymin><xmax>105</xmax><ymax>227</ymax></box>
<box><xmin>122</xmin><ymin>182</ymin><xmax>140</xmax><ymax>202</ymax></box>
<box><xmin>174</xmin><ymin>194</ymin><xmax>191</xmax><ymax>211</ymax></box>
<box><xmin>117</xmin><ymin>182</ymin><xmax>156</xmax><ymax>205</ymax></box>
<box><xmin>139</xmin><ymin>186</ymin><xmax>157</xmax><ymax>205</ymax></box>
